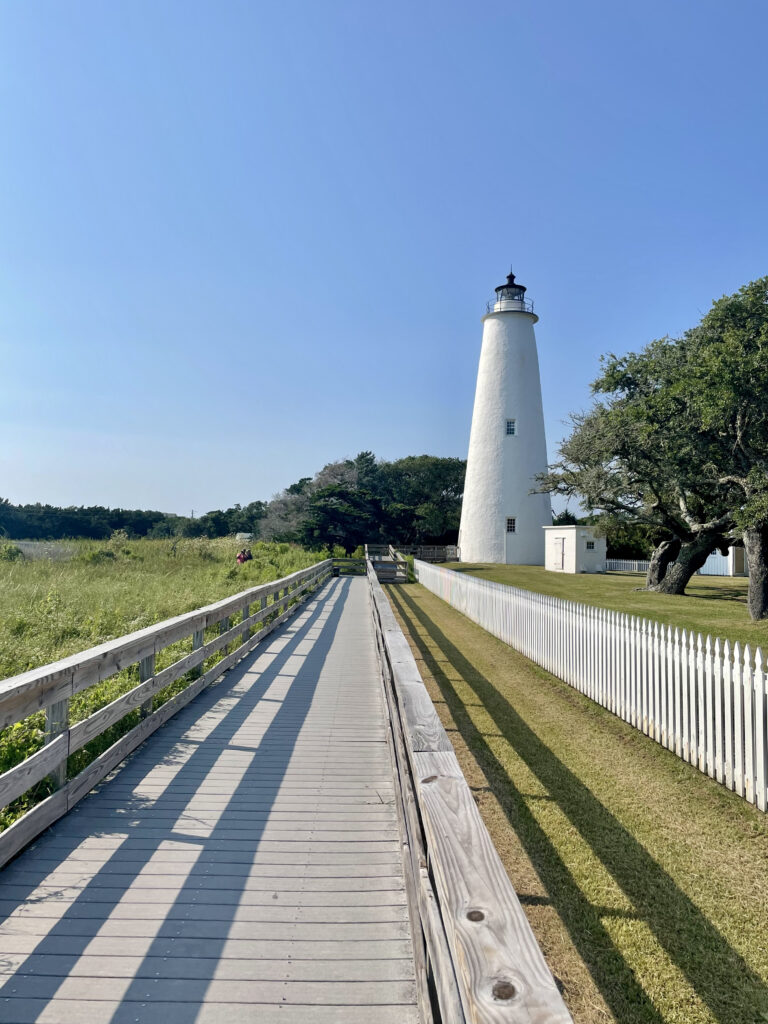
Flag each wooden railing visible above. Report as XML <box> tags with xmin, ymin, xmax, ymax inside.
<box><xmin>331</xmin><ymin>557</ymin><xmax>367</xmax><ymax>576</ymax></box>
<box><xmin>365</xmin><ymin>543</ymin><xmax>408</xmax><ymax>583</ymax></box>
<box><xmin>399</xmin><ymin>544</ymin><xmax>458</xmax><ymax>563</ymax></box>
<box><xmin>367</xmin><ymin>562</ymin><xmax>572</xmax><ymax>1024</ymax></box>
<box><xmin>0</xmin><ymin>559</ymin><xmax>333</xmax><ymax>869</ymax></box>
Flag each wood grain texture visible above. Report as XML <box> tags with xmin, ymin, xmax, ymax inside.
<box><xmin>44</xmin><ymin>697</ymin><xmax>69</xmax><ymax>790</ymax></box>
<box><xmin>0</xmin><ymin>734</ymin><xmax>68</xmax><ymax>810</ymax></box>
<box><xmin>377</xmin><ymin>617</ymin><xmax>463</xmax><ymax>1024</ymax></box>
<box><xmin>413</xmin><ymin>751</ymin><xmax>572</xmax><ymax>1024</ymax></box>
<box><xmin>369</xmin><ymin>574</ymin><xmax>451</xmax><ymax>755</ymax></box>
<box><xmin>393</xmin><ymin>680</ymin><xmax>452</xmax><ymax>754</ymax></box>
<box><xmin>0</xmin><ymin>673</ymin><xmax>74</xmax><ymax>732</ymax></box>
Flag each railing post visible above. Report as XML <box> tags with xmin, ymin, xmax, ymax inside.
<box><xmin>45</xmin><ymin>698</ymin><xmax>69</xmax><ymax>790</ymax></box>
<box><xmin>241</xmin><ymin>603</ymin><xmax>250</xmax><ymax>646</ymax></box>
<box><xmin>139</xmin><ymin>653</ymin><xmax>155</xmax><ymax>719</ymax></box>
<box><xmin>191</xmin><ymin>628</ymin><xmax>205</xmax><ymax>679</ymax></box>
<box><xmin>219</xmin><ymin>617</ymin><xmax>230</xmax><ymax>656</ymax></box>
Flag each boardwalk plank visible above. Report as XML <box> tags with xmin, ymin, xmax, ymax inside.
<box><xmin>0</xmin><ymin>954</ymin><xmax>415</xmax><ymax>980</ymax></box>
<box><xmin>0</xmin><ymin>915</ymin><xmax>412</xmax><ymax>940</ymax></box>
<box><xmin>0</xmin><ymin>886</ymin><xmax>408</xmax><ymax>907</ymax></box>
<box><xmin>2</xmin><ymin>1001</ymin><xmax>420</xmax><ymax>1024</ymax></box>
<box><xmin>0</xmin><ymin>902</ymin><xmax>409</xmax><ymax>924</ymax></box>
<box><xmin>0</xmin><ymin>976</ymin><xmax>418</xmax><ymax>1004</ymax></box>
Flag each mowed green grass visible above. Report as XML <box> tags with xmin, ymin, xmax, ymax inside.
<box><xmin>0</xmin><ymin>537</ymin><xmax>325</xmax><ymax>827</ymax></box>
<box><xmin>443</xmin><ymin>563</ymin><xmax>768</xmax><ymax>651</ymax></box>
<box><xmin>387</xmin><ymin>583</ymin><xmax>768</xmax><ymax>1024</ymax></box>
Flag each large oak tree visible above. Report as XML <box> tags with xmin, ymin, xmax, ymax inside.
<box><xmin>541</xmin><ymin>276</ymin><xmax>768</xmax><ymax>616</ymax></box>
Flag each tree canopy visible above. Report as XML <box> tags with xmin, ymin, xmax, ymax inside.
<box><xmin>541</xmin><ymin>275</ymin><xmax>768</xmax><ymax>615</ymax></box>
<box><xmin>260</xmin><ymin>452</ymin><xmax>466</xmax><ymax>551</ymax></box>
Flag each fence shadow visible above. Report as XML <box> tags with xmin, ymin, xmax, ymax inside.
<box><xmin>0</xmin><ymin>579</ymin><xmax>351</xmax><ymax>1023</ymax></box>
<box><xmin>389</xmin><ymin>586</ymin><xmax>768</xmax><ymax>1024</ymax></box>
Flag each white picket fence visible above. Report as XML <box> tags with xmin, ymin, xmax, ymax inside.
<box><xmin>606</xmin><ymin>558</ymin><xmax>650</xmax><ymax>573</ymax></box>
<box><xmin>607</xmin><ymin>553</ymin><xmax>738</xmax><ymax>576</ymax></box>
<box><xmin>414</xmin><ymin>560</ymin><xmax>768</xmax><ymax>811</ymax></box>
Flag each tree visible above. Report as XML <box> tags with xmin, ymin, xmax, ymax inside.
<box><xmin>541</xmin><ymin>276</ymin><xmax>768</xmax><ymax>615</ymax></box>
<box><xmin>672</xmin><ymin>277</ymin><xmax>768</xmax><ymax>618</ymax></box>
<box><xmin>540</xmin><ymin>339</ymin><xmax>737</xmax><ymax>594</ymax></box>
<box><xmin>0</xmin><ymin>499</ymin><xmax>174</xmax><ymax>540</ymax></box>
<box><xmin>375</xmin><ymin>455</ymin><xmax>465</xmax><ymax>543</ymax></box>
<box><xmin>260</xmin><ymin>453</ymin><xmax>466</xmax><ymax>547</ymax></box>
<box><xmin>353</xmin><ymin>451</ymin><xmax>379</xmax><ymax>491</ymax></box>
<box><xmin>552</xmin><ymin>509</ymin><xmax>578</xmax><ymax>526</ymax></box>
<box><xmin>595</xmin><ymin>518</ymin><xmax>671</xmax><ymax>561</ymax></box>
<box><xmin>300</xmin><ymin>485</ymin><xmax>382</xmax><ymax>552</ymax></box>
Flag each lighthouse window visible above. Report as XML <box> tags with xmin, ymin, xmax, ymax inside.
<box><xmin>506</xmin><ymin>419</ymin><xmax>516</xmax><ymax>436</ymax></box>
<box><xmin>506</xmin><ymin>517</ymin><xmax>516</xmax><ymax>533</ymax></box>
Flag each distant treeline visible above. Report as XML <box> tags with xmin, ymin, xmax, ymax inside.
<box><xmin>0</xmin><ymin>452</ymin><xmax>466</xmax><ymax>551</ymax></box>
<box><xmin>3</xmin><ymin>452</ymin><xmax>659</xmax><ymax>557</ymax></box>
<box><xmin>0</xmin><ymin>500</ymin><xmax>168</xmax><ymax>541</ymax></box>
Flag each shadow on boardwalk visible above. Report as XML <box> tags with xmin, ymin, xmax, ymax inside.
<box><xmin>0</xmin><ymin>580</ymin><xmax>352</xmax><ymax>1023</ymax></box>
<box><xmin>389</xmin><ymin>585</ymin><xmax>768</xmax><ymax>1024</ymax></box>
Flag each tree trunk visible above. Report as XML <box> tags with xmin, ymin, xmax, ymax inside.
<box><xmin>645</xmin><ymin>538</ymin><xmax>681</xmax><ymax>588</ymax></box>
<box><xmin>743</xmin><ymin>526</ymin><xmax>768</xmax><ymax>620</ymax></box>
<box><xmin>648</xmin><ymin>535</ymin><xmax>717</xmax><ymax>595</ymax></box>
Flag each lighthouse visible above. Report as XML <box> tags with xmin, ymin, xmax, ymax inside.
<box><xmin>458</xmin><ymin>271</ymin><xmax>552</xmax><ymax>564</ymax></box>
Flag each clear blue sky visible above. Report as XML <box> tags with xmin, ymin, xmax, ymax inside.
<box><xmin>1</xmin><ymin>1</ymin><xmax>766</xmax><ymax>515</ymax></box>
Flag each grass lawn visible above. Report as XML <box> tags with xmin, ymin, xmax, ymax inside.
<box><xmin>387</xmin><ymin>582</ymin><xmax>768</xmax><ymax>1024</ymax></box>
<box><xmin>441</xmin><ymin>563</ymin><xmax>768</xmax><ymax>652</ymax></box>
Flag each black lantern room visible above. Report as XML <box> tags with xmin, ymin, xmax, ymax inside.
<box><xmin>495</xmin><ymin>271</ymin><xmax>527</xmax><ymax>304</ymax></box>
<box><xmin>486</xmin><ymin>269</ymin><xmax>534</xmax><ymax>314</ymax></box>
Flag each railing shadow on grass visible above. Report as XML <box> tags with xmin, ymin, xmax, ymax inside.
<box><xmin>388</xmin><ymin>586</ymin><xmax>768</xmax><ymax>1024</ymax></box>
<box><xmin>0</xmin><ymin>578</ymin><xmax>351</xmax><ymax>1023</ymax></box>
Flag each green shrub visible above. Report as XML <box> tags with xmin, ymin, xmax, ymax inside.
<box><xmin>80</xmin><ymin>549</ymin><xmax>116</xmax><ymax>565</ymax></box>
<box><xmin>0</xmin><ymin>543</ymin><xmax>23</xmax><ymax>562</ymax></box>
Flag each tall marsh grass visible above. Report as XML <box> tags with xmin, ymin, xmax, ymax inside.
<box><xmin>0</xmin><ymin>536</ymin><xmax>327</xmax><ymax>828</ymax></box>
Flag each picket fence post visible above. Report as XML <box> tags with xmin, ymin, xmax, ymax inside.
<box><xmin>723</xmin><ymin>640</ymin><xmax>734</xmax><ymax>790</ymax></box>
<box><xmin>754</xmin><ymin>648</ymin><xmax>765</xmax><ymax>812</ymax></box>
<box><xmin>744</xmin><ymin>645</ymin><xmax>755</xmax><ymax>804</ymax></box>
<box><xmin>734</xmin><ymin>642</ymin><xmax>745</xmax><ymax>798</ymax></box>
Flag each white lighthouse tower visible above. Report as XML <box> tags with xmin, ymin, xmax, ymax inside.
<box><xmin>458</xmin><ymin>270</ymin><xmax>552</xmax><ymax>564</ymax></box>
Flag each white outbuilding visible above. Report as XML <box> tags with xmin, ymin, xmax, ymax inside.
<box><xmin>544</xmin><ymin>525</ymin><xmax>606</xmax><ymax>574</ymax></box>
<box><xmin>699</xmin><ymin>545</ymin><xmax>747</xmax><ymax>576</ymax></box>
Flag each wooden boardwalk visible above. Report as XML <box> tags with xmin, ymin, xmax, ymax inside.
<box><xmin>0</xmin><ymin>577</ymin><xmax>419</xmax><ymax>1023</ymax></box>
